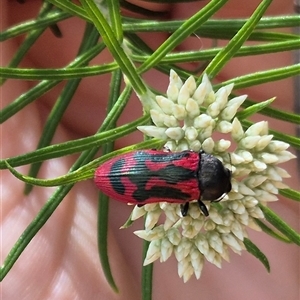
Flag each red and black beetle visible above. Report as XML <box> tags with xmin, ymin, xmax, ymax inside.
<box><xmin>94</xmin><ymin>149</ymin><xmax>232</xmax><ymax>216</ymax></box>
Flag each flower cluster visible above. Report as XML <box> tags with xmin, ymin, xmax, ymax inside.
<box><xmin>132</xmin><ymin>70</ymin><xmax>295</xmax><ymax>282</ymax></box>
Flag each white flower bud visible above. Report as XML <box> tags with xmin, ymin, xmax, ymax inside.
<box><xmin>245</xmin><ymin>121</ymin><xmax>268</xmax><ymax>136</ymax></box>
<box><xmin>235</xmin><ymin>212</ymin><xmax>249</xmax><ymax>226</ymax></box>
<box><xmin>145</xmin><ymin>210</ymin><xmax>161</xmax><ymax>229</ymax></box>
<box><xmin>188</xmin><ymin>203</ymin><xmax>201</xmax><ymax>219</ymax></box>
<box><xmin>222</xmin><ymin>210</ymin><xmax>235</xmax><ymax>226</ymax></box>
<box><xmin>156</xmin><ymin>95</ymin><xmax>175</xmax><ymax>114</ymax></box>
<box><xmin>276</xmin><ymin>151</ymin><xmax>296</xmax><ymax>163</ymax></box>
<box><xmin>228</xmin><ymin>94</ymin><xmax>247</xmax><ymax>107</ymax></box>
<box><xmin>143</xmin><ymin>203</ymin><xmax>160</xmax><ymax>212</ymax></box>
<box><xmin>195</xmin><ymin>234</ymin><xmax>209</xmax><ymax>256</ymax></box>
<box><xmin>178</xmin><ymin>259</ymin><xmax>194</xmax><ymax>282</ymax></box>
<box><xmin>193</xmin><ymin>218</ymin><xmax>205</xmax><ymax>232</ymax></box>
<box><xmin>207</xmin><ymin>101</ymin><xmax>221</xmax><ymax>118</ymax></box>
<box><xmin>163</xmin><ymin>140</ymin><xmax>176</xmax><ymax>151</ymax></box>
<box><xmin>221</xmin><ymin>95</ymin><xmax>247</xmax><ymax>120</ymax></box>
<box><xmin>186</xmin><ymin>98</ymin><xmax>200</xmax><ymax>118</ymax></box>
<box><xmin>204</xmin><ymin>248</ymin><xmax>217</xmax><ymax>264</ymax></box>
<box><xmin>170</xmin><ymin>70</ymin><xmax>183</xmax><ymax>94</ymax></box>
<box><xmin>204</xmin><ymin>219</ymin><xmax>216</xmax><ymax>231</ymax></box>
<box><xmin>176</xmin><ymin>140</ymin><xmax>190</xmax><ymax>151</ymax></box>
<box><xmin>260</xmin><ymin>153</ymin><xmax>279</xmax><ymax>164</ymax></box>
<box><xmin>255</xmin><ymin>135</ymin><xmax>274</xmax><ymax>151</ymax></box>
<box><xmin>163</xmin><ymin>205</ymin><xmax>180</xmax><ymax>223</ymax></box>
<box><xmin>150</xmin><ymin>109</ymin><xmax>166</xmax><ymax>127</ymax></box>
<box><xmin>230</xmin><ymin>152</ymin><xmax>244</xmax><ymax>164</ymax></box>
<box><xmin>192</xmin><ymin>82</ymin><xmax>206</xmax><ymax>105</ymax></box>
<box><xmin>214</xmin><ymin>139</ymin><xmax>231</xmax><ymax>152</ymax></box>
<box><xmin>228</xmin><ymin>200</ymin><xmax>246</xmax><ymax>214</ymax></box>
<box><xmin>160</xmin><ymin>238</ymin><xmax>173</xmax><ymax>262</ymax></box>
<box><xmin>266</xmin><ymin>166</ymin><xmax>285</xmax><ymax>181</ymax></box>
<box><xmin>273</xmin><ymin>166</ymin><xmax>291</xmax><ymax>178</ymax></box>
<box><xmin>144</xmin><ymin>240</ymin><xmax>161</xmax><ymax>265</ymax></box>
<box><xmin>201</xmin><ymin>73</ymin><xmax>213</xmax><ymax>94</ymax></box>
<box><xmin>201</xmin><ymin>78</ymin><xmax>215</xmax><ymax>106</ymax></box>
<box><xmin>244</xmin><ymin>175</ymin><xmax>267</xmax><ymax>188</ymax></box>
<box><xmin>193</xmin><ymin>113</ymin><xmax>213</xmax><ymax>129</ymax></box>
<box><xmin>218</xmin><ymin>82</ymin><xmax>234</xmax><ymax>97</ymax></box>
<box><xmin>243</xmin><ymin>197</ymin><xmax>259</xmax><ymax>208</ymax></box>
<box><xmin>163</xmin><ymin>115</ymin><xmax>179</xmax><ymax>127</ymax></box>
<box><xmin>231</xmin><ymin>118</ymin><xmax>244</xmax><ymax>140</ymax></box>
<box><xmin>167</xmin><ymin>228</ymin><xmax>181</xmax><ymax>246</ymax></box>
<box><xmin>236</xmin><ymin>150</ymin><xmax>253</xmax><ymax>162</ymax></box>
<box><xmin>222</xmin><ymin>233</ymin><xmax>243</xmax><ymax>252</ymax></box>
<box><xmin>189</xmin><ymin>140</ymin><xmax>202</xmax><ymax>152</ymax></box>
<box><xmin>201</xmin><ymin>137</ymin><xmax>215</xmax><ymax>153</ymax></box>
<box><xmin>252</xmin><ymin>159</ymin><xmax>267</xmax><ymax>172</ymax></box>
<box><xmin>178</xmin><ymin>76</ymin><xmax>196</xmax><ymax>105</ymax></box>
<box><xmin>185</xmin><ymin>126</ymin><xmax>198</xmax><ymax>141</ymax></box>
<box><xmin>138</xmin><ymin>125</ymin><xmax>167</xmax><ymax>139</ymax></box>
<box><xmin>273</xmin><ymin>181</ymin><xmax>289</xmax><ymax>189</ymax></box>
<box><xmin>134</xmin><ymin>226</ymin><xmax>164</xmax><ymax>241</ymax></box>
<box><xmin>165</xmin><ymin>127</ymin><xmax>185</xmax><ymax>140</ymax></box>
<box><xmin>166</xmin><ymin>83</ymin><xmax>179</xmax><ymax>102</ymax></box>
<box><xmin>190</xmin><ymin>249</ymin><xmax>204</xmax><ymax>279</ymax></box>
<box><xmin>208</xmin><ymin>208</ymin><xmax>223</xmax><ymax>224</ymax></box>
<box><xmin>214</xmin><ymin>87</ymin><xmax>230</xmax><ymax>110</ymax></box>
<box><xmin>268</xmin><ymin>140</ymin><xmax>290</xmax><ymax>152</ymax></box>
<box><xmin>240</xmin><ymin>136</ymin><xmax>262</xmax><ymax>149</ymax></box>
<box><xmin>207</xmin><ymin>231</ymin><xmax>224</xmax><ymax>254</ymax></box>
<box><xmin>172</xmin><ymin>104</ymin><xmax>187</xmax><ymax>120</ymax></box>
<box><xmin>255</xmin><ymin>189</ymin><xmax>278</xmax><ymax>202</ymax></box>
<box><xmin>182</xmin><ymin>224</ymin><xmax>199</xmax><ymax>239</ymax></box>
<box><xmin>199</xmin><ymin>126</ymin><xmax>214</xmax><ymax>140</ymax></box>
<box><xmin>131</xmin><ymin>205</ymin><xmax>147</xmax><ymax>220</ymax></box>
<box><xmin>247</xmin><ymin>206</ymin><xmax>264</xmax><ymax>219</ymax></box>
<box><xmin>233</xmin><ymin>167</ymin><xmax>250</xmax><ymax>177</ymax></box>
<box><xmin>216</xmin><ymin>120</ymin><xmax>233</xmax><ymax>133</ymax></box>
<box><xmin>261</xmin><ymin>181</ymin><xmax>278</xmax><ymax>194</ymax></box>
<box><xmin>216</xmin><ymin>225</ymin><xmax>231</xmax><ymax>234</ymax></box>
<box><xmin>238</xmin><ymin>182</ymin><xmax>256</xmax><ymax>195</ymax></box>
<box><xmin>230</xmin><ymin>220</ymin><xmax>244</xmax><ymax>240</ymax></box>
<box><xmin>175</xmin><ymin>239</ymin><xmax>193</xmax><ymax>261</ymax></box>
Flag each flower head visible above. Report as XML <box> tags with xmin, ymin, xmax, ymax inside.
<box><xmin>132</xmin><ymin>70</ymin><xmax>295</xmax><ymax>281</ymax></box>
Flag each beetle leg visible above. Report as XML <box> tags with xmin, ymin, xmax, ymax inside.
<box><xmin>180</xmin><ymin>202</ymin><xmax>189</xmax><ymax>217</ymax></box>
<box><xmin>197</xmin><ymin>199</ymin><xmax>209</xmax><ymax>216</ymax></box>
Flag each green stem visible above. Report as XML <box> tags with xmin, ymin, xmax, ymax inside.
<box><xmin>97</xmin><ymin>69</ymin><xmax>122</xmax><ymax>293</ymax></box>
<box><xmin>204</xmin><ymin>0</ymin><xmax>273</xmax><ymax>79</ymax></box>
<box><xmin>0</xmin><ymin>114</ymin><xmax>150</xmax><ymax>169</ymax></box>
<box><xmin>80</xmin><ymin>0</ymin><xmax>147</xmax><ymax>95</ymax></box>
<box><xmin>138</xmin><ymin>0</ymin><xmax>229</xmax><ymax>74</ymax></box>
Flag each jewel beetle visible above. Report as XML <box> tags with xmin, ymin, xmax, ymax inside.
<box><xmin>94</xmin><ymin>149</ymin><xmax>232</xmax><ymax>216</ymax></box>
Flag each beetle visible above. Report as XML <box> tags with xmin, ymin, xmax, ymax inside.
<box><xmin>94</xmin><ymin>149</ymin><xmax>232</xmax><ymax>216</ymax></box>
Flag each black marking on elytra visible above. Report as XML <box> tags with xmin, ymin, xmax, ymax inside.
<box><xmin>127</xmin><ymin>158</ymin><xmax>196</xmax><ymax>202</ymax></box>
<box><xmin>132</xmin><ymin>185</ymin><xmax>191</xmax><ymax>202</ymax></box>
<box><xmin>146</xmin><ymin>164</ymin><xmax>196</xmax><ymax>184</ymax></box>
<box><xmin>109</xmin><ymin>158</ymin><xmax>126</xmax><ymax>195</ymax></box>
<box><xmin>133</xmin><ymin>150</ymin><xmax>190</xmax><ymax>163</ymax></box>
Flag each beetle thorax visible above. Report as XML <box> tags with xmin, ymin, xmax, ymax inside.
<box><xmin>198</xmin><ymin>152</ymin><xmax>232</xmax><ymax>201</ymax></box>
